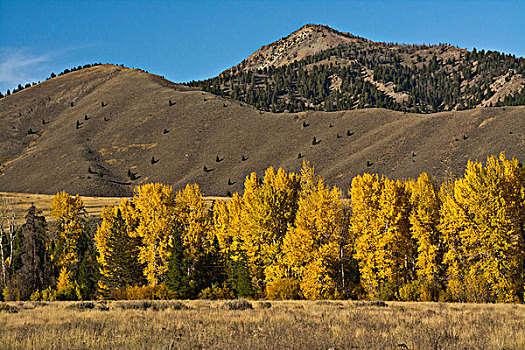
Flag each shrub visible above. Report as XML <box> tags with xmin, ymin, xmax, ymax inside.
<box><xmin>40</xmin><ymin>287</ymin><xmax>56</xmax><ymax>301</ymax></box>
<box><xmin>30</xmin><ymin>290</ymin><xmax>42</xmax><ymax>301</ymax></box>
<box><xmin>354</xmin><ymin>300</ymin><xmax>388</xmax><ymax>307</ymax></box>
<box><xmin>66</xmin><ymin>301</ymin><xmax>95</xmax><ymax>310</ymax></box>
<box><xmin>316</xmin><ymin>300</ymin><xmax>343</xmax><ymax>306</ymax></box>
<box><xmin>55</xmin><ymin>283</ymin><xmax>81</xmax><ymax>301</ymax></box>
<box><xmin>2</xmin><ymin>285</ymin><xmax>20</xmax><ymax>302</ymax></box>
<box><xmin>399</xmin><ymin>280</ymin><xmax>440</xmax><ymax>302</ymax></box>
<box><xmin>222</xmin><ymin>299</ymin><xmax>253</xmax><ymax>310</ymax></box>
<box><xmin>115</xmin><ymin>300</ymin><xmax>188</xmax><ymax>311</ymax></box>
<box><xmin>123</xmin><ymin>285</ymin><xmax>170</xmax><ymax>300</ymax></box>
<box><xmin>266</xmin><ymin>278</ymin><xmax>302</xmax><ymax>300</ymax></box>
<box><xmin>257</xmin><ymin>301</ymin><xmax>272</xmax><ymax>309</ymax></box>
<box><xmin>0</xmin><ymin>303</ymin><xmax>20</xmax><ymax>313</ymax></box>
<box><xmin>199</xmin><ymin>283</ymin><xmax>235</xmax><ymax>300</ymax></box>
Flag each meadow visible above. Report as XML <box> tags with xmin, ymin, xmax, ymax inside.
<box><xmin>1</xmin><ymin>300</ymin><xmax>524</xmax><ymax>350</ymax></box>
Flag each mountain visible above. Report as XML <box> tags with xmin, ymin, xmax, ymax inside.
<box><xmin>194</xmin><ymin>24</ymin><xmax>525</xmax><ymax>113</ymax></box>
<box><xmin>0</xmin><ymin>25</ymin><xmax>524</xmax><ymax>197</ymax></box>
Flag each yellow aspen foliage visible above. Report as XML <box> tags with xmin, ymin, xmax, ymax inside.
<box><xmin>50</xmin><ymin>191</ymin><xmax>86</xmax><ymax>270</ymax></box>
<box><xmin>132</xmin><ymin>183</ymin><xmax>177</xmax><ymax>286</ymax></box>
<box><xmin>282</xmin><ymin>161</ymin><xmax>345</xmax><ymax>299</ymax></box>
<box><xmin>175</xmin><ymin>183</ymin><xmax>210</xmax><ymax>259</ymax></box>
<box><xmin>56</xmin><ymin>266</ymin><xmax>72</xmax><ymax>291</ymax></box>
<box><xmin>408</xmin><ymin>173</ymin><xmax>442</xmax><ymax>286</ymax></box>
<box><xmin>210</xmin><ymin>199</ymin><xmax>229</xmax><ymax>251</ymax></box>
<box><xmin>236</xmin><ymin>167</ymin><xmax>300</xmax><ymax>296</ymax></box>
<box><xmin>439</xmin><ymin>154</ymin><xmax>525</xmax><ymax>302</ymax></box>
<box><xmin>350</xmin><ymin>175</ymin><xmax>412</xmax><ymax>299</ymax></box>
<box><xmin>95</xmin><ymin>199</ymin><xmax>142</xmax><ymax>297</ymax></box>
<box><xmin>216</xmin><ymin>194</ymin><xmax>245</xmax><ymax>258</ymax></box>
<box><xmin>349</xmin><ymin>173</ymin><xmax>383</xmax><ymax>298</ymax></box>
<box><xmin>376</xmin><ymin>178</ymin><xmax>413</xmax><ymax>297</ymax></box>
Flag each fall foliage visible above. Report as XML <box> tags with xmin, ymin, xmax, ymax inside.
<box><xmin>2</xmin><ymin>153</ymin><xmax>524</xmax><ymax>302</ymax></box>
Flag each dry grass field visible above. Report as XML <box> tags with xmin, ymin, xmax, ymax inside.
<box><xmin>0</xmin><ymin>191</ymin><xmax>225</xmax><ymax>224</ymax></box>
<box><xmin>0</xmin><ymin>299</ymin><xmax>523</xmax><ymax>350</ymax></box>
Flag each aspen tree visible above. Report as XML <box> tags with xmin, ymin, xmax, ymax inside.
<box><xmin>51</xmin><ymin>191</ymin><xmax>86</xmax><ymax>270</ymax></box>
<box><xmin>282</xmin><ymin>161</ymin><xmax>346</xmax><ymax>299</ymax></box>
<box><xmin>132</xmin><ymin>183</ymin><xmax>176</xmax><ymax>286</ymax></box>
<box><xmin>408</xmin><ymin>173</ymin><xmax>442</xmax><ymax>300</ymax></box>
<box><xmin>440</xmin><ymin>154</ymin><xmax>525</xmax><ymax>302</ymax></box>
<box><xmin>175</xmin><ymin>183</ymin><xmax>210</xmax><ymax>259</ymax></box>
<box><xmin>349</xmin><ymin>173</ymin><xmax>384</xmax><ymax>298</ymax></box>
<box><xmin>237</xmin><ymin>167</ymin><xmax>300</xmax><ymax>296</ymax></box>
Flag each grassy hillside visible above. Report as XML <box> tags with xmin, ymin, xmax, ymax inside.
<box><xmin>0</xmin><ymin>64</ymin><xmax>523</xmax><ymax>197</ymax></box>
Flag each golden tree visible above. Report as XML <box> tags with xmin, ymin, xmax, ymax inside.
<box><xmin>236</xmin><ymin>167</ymin><xmax>300</xmax><ymax>296</ymax></box>
<box><xmin>175</xmin><ymin>183</ymin><xmax>210</xmax><ymax>260</ymax></box>
<box><xmin>350</xmin><ymin>175</ymin><xmax>412</xmax><ymax>299</ymax></box>
<box><xmin>440</xmin><ymin>154</ymin><xmax>525</xmax><ymax>302</ymax></box>
<box><xmin>407</xmin><ymin>172</ymin><xmax>442</xmax><ymax>300</ymax></box>
<box><xmin>50</xmin><ymin>191</ymin><xmax>86</xmax><ymax>271</ymax></box>
<box><xmin>281</xmin><ymin>161</ymin><xmax>346</xmax><ymax>299</ymax></box>
<box><xmin>349</xmin><ymin>173</ymin><xmax>383</xmax><ymax>298</ymax></box>
<box><xmin>132</xmin><ymin>183</ymin><xmax>177</xmax><ymax>286</ymax></box>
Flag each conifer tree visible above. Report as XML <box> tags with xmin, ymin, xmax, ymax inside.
<box><xmin>17</xmin><ymin>205</ymin><xmax>50</xmax><ymax>300</ymax></box>
<box><xmin>95</xmin><ymin>200</ymin><xmax>143</xmax><ymax>298</ymax></box>
<box><xmin>165</xmin><ymin>224</ymin><xmax>190</xmax><ymax>299</ymax></box>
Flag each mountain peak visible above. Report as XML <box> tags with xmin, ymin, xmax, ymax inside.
<box><xmin>230</xmin><ymin>24</ymin><xmax>362</xmax><ymax>73</ymax></box>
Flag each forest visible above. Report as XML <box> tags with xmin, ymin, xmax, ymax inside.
<box><xmin>0</xmin><ymin>153</ymin><xmax>524</xmax><ymax>303</ymax></box>
<box><xmin>192</xmin><ymin>43</ymin><xmax>525</xmax><ymax>113</ymax></box>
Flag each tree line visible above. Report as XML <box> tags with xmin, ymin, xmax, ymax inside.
<box><xmin>0</xmin><ymin>63</ymin><xmax>103</xmax><ymax>99</ymax></box>
<box><xmin>1</xmin><ymin>154</ymin><xmax>524</xmax><ymax>302</ymax></box>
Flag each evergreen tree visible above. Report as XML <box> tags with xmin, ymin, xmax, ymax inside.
<box><xmin>16</xmin><ymin>205</ymin><xmax>50</xmax><ymax>300</ymax></box>
<box><xmin>95</xmin><ymin>201</ymin><xmax>143</xmax><ymax>298</ymax></box>
<box><xmin>165</xmin><ymin>225</ymin><xmax>190</xmax><ymax>299</ymax></box>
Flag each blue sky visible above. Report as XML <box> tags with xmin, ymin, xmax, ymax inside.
<box><xmin>1</xmin><ymin>0</ymin><xmax>524</xmax><ymax>92</ymax></box>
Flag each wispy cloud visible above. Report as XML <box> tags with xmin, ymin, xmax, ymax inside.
<box><xmin>0</xmin><ymin>48</ymin><xmax>52</xmax><ymax>89</ymax></box>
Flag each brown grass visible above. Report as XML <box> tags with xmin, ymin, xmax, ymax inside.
<box><xmin>0</xmin><ymin>192</ymin><xmax>226</xmax><ymax>224</ymax></box>
<box><xmin>0</xmin><ymin>300</ymin><xmax>523</xmax><ymax>349</ymax></box>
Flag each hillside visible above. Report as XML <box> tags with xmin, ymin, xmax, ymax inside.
<box><xmin>0</xmin><ymin>63</ymin><xmax>524</xmax><ymax>197</ymax></box>
<box><xmin>194</xmin><ymin>24</ymin><xmax>525</xmax><ymax>113</ymax></box>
